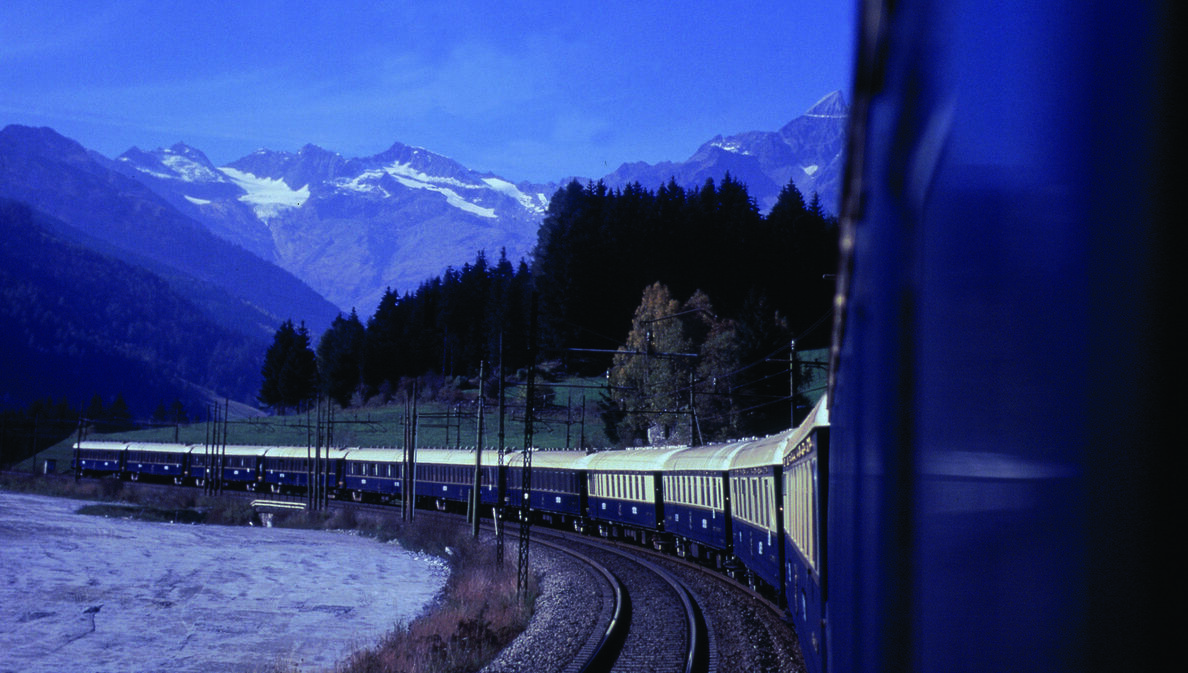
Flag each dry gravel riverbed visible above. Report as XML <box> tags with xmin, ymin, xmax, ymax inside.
<box><xmin>0</xmin><ymin>491</ymin><xmax>447</xmax><ymax>673</ymax></box>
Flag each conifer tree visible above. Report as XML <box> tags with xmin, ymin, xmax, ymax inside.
<box><xmin>259</xmin><ymin>320</ymin><xmax>318</xmax><ymax>413</ymax></box>
<box><xmin>318</xmin><ymin>310</ymin><xmax>365</xmax><ymax>408</ymax></box>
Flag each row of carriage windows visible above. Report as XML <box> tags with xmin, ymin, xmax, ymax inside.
<box><xmin>190</xmin><ymin>454</ymin><xmax>254</xmax><ymax>468</ymax></box>
<box><xmin>347</xmin><ymin>461</ymin><xmax>403</xmax><ymax>478</ymax></box>
<box><xmin>662</xmin><ymin>474</ymin><xmax>724</xmax><ymax>510</ymax></box>
<box><xmin>785</xmin><ymin>457</ymin><xmax>817</xmax><ymax>570</ymax></box>
<box><xmin>732</xmin><ymin>475</ymin><xmax>775</xmax><ymax>531</ymax></box>
<box><xmin>507</xmin><ymin>468</ymin><xmax>578</xmax><ymax>493</ymax></box>
<box><xmin>413</xmin><ymin>464</ymin><xmax>498</xmax><ymax>486</ymax></box>
<box><xmin>589</xmin><ymin>472</ymin><xmax>653</xmax><ymax>502</ymax></box>
<box><xmin>126</xmin><ymin>451</ymin><xmax>182</xmax><ymax>464</ymax></box>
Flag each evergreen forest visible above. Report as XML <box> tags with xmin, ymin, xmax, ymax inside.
<box><xmin>269</xmin><ymin>176</ymin><xmax>838</xmax><ymax>445</ymax></box>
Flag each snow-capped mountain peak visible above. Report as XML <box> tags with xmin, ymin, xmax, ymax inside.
<box><xmin>803</xmin><ymin>90</ymin><xmax>848</xmax><ymax>119</ymax></box>
<box><xmin>117</xmin><ymin>143</ymin><xmax>228</xmax><ymax>184</ymax></box>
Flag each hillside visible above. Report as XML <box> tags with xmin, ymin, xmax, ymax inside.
<box><xmin>0</xmin><ymin>125</ymin><xmax>340</xmax><ymax>338</ymax></box>
<box><xmin>0</xmin><ymin>198</ymin><xmax>265</xmax><ymax>414</ymax></box>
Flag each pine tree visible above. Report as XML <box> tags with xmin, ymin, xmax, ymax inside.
<box><xmin>318</xmin><ymin>310</ymin><xmax>365</xmax><ymax>408</ymax></box>
<box><xmin>280</xmin><ymin>322</ymin><xmax>318</xmax><ymax>411</ymax></box>
<box><xmin>259</xmin><ymin>320</ymin><xmax>296</xmax><ymax>411</ymax></box>
<box><xmin>259</xmin><ymin>320</ymin><xmax>318</xmax><ymax>413</ymax></box>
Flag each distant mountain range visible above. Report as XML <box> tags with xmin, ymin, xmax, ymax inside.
<box><xmin>104</xmin><ymin>91</ymin><xmax>848</xmax><ymax>314</ymax></box>
<box><xmin>107</xmin><ymin>139</ymin><xmax>555</xmax><ymax>314</ymax></box>
<box><xmin>0</xmin><ymin>92</ymin><xmax>846</xmax><ymax>411</ymax></box>
<box><xmin>602</xmin><ymin>91</ymin><xmax>848</xmax><ymax>214</ymax></box>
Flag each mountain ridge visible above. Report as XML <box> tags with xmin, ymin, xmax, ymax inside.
<box><xmin>105</xmin><ymin>91</ymin><xmax>847</xmax><ymax>313</ymax></box>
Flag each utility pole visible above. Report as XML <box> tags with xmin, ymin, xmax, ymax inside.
<box><xmin>518</xmin><ymin>295</ymin><xmax>537</xmax><ymax>601</ymax></box>
<box><xmin>789</xmin><ymin>339</ymin><xmax>797</xmax><ymax>428</ymax></box>
<box><xmin>402</xmin><ymin>396</ymin><xmax>410</xmax><ymax>521</ymax></box>
<box><xmin>471</xmin><ymin>361</ymin><xmax>485</xmax><ymax>538</ymax></box>
<box><xmin>496</xmin><ymin>335</ymin><xmax>507</xmax><ymax>566</ymax></box>
<box><xmin>220</xmin><ymin>400</ymin><xmax>229</xmax><ymax>495</ymax></box>
<box><xmin>404</xmin><ymin>382</ymin><xmax>419</xmax><ymax>521</ymax></box>
<box><xmin>74</xmin><ymin>413</ymin><xmax>83</xmax><ymax>482</ymax></box>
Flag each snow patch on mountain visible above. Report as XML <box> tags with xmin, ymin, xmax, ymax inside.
<box><xmin>219</xmin><ymin>167</ymin><xmax>309</xmax><ymax>222</ymax></box>
<box><xmin>381</xmin><ymin>160</ymin><xmax>496</xmax><ymax>218</ymax></box>
<box><xmin>118</xmin><ymin>159</ymin><xmax>174</xmax><ymax>181</ymax></box>
<box><xmin>482</xmin><ymin>177</ymin><xmax>548</xmax><ymax>213</ymax></box>
<box><xmin>184</xmin><ymin>195</ymin><xmax>212</xmax><ymax>205</ymax></box>
<box><xmin>332</xmin><ymin>169</ymin><xmax>391</xmax><ymax>197</ymax></box>
<box><xmin>160</xmin><ymin>149</ymin><xmax>227</xmax><ymax>183</ymax></box>
<box><xmin>710</xmin><ymin>139</ymin><xmax>752</xmax><ymax>155</ymax></box>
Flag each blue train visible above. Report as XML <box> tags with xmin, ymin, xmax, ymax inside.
<box><xmin>70</xmin><ymin>399</ymin><xmax>832</xmax><ymax>670</ymax></box>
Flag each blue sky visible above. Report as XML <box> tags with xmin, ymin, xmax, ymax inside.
<box><xmin>1</xmin><ymin>1</ymin><xmax>855</xmax><ymax>184</ymax></box>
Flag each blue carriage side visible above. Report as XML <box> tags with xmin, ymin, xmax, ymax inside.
<box><xmin>342</xmin><ymin>448</ymin><xmax>406</xmax><ymax>502</ymax></box>
<box><xmin>123</xmin><ymin>442</ymin><xmax>191</xmax><ymax>483</ymax></box>
<box><xmin>72</xmin><ymin>439</ymin><xmax>127</xmax><ymax>477</ymax></box>
<box><xmin>728</xmin><ymin>432</ymin><xmax>788</xmax><ymax>597</ymax></box>
<box><xmin>504</xmin><ymin>449</ymin><xmax>589</xmax><ymax>528</ymax></box>
<box><xmin>410</xmin><ymin>448</ymin><xmax>502</xmax><ymax>512</ymax></box>
<box><xmin>72</xmin><ymin>440</ymin><xmax>128</xmax><ymax>477</ymax></box>
<box><xmin>662</xmin><ymin>440</ymin><xmax>750</xmax><ymax>567</ymax></box>
<box><xmin>261</xmin><ymin>446</ymin><xmax>348</xmax><ymax>495</ymax></box>
<box><xmin>782</xmin><ymin>398</ymin><xmax>829</xmax><ymax>673</ymax></box>
<box><xmin>187</xmin><ymin>445</ymin><xmax>266</xmax><ymax>490</ymax></box>
<box><xmin>585</xmin><ymin>447</ymin><xmax>684</xmax><ymax>546</ymax></box>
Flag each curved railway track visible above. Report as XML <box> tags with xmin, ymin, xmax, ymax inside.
<box><xmin>524</xmin><ymin>524</ymin><xmax>709</xmax><ymax>673</ymax></box>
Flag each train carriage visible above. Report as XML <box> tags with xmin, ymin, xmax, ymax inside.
<box><xmin>262</xmin><ymin>446</ymin><xmax>349</xmax><ymax>495</ymax></box>
<box><xmin>187</xmin><ymin>445</ymin><xmax>266</xmax><ymax>490</ymax></box>
<box><xmin>585</xmin><ymin>446</ymin><xmax>684</xmax><ymax>545</ymax></box>
<box><xmin>728</xmin><ymin>432</ymin><xmax>788</xmax><ymax>596</ymax></box>
<box><xmin>661</xmin><ymin>440</ymin><xmax>749</xmax><ymax>566</ymax></box>
<box><xmin>72</xmin><ymin>440</ymin><xmax>127</xmax><ymax>477</ymax></box>
<box><xmin>410</xmin><ymin>448</ymin><xmax>501</xmax><ymax>512</ymax></box>
<box><xmin>781</xmin><ymin>398</ymin><xmax>829</xmax><ymax>673</ymax></box>
<box><xmin>341</xmin><ymin>448</ymin><xmax>406</xmax><ymax>502</ymax></box>
<box><xmin>504</xmin><ymin>449</ymin><xmax>589</xmax><ymax>528</ymax></box>
<box><xmin>123</xmin><ymin>442</ymin><xmax>192</xmax><ymax>484</ymax></box>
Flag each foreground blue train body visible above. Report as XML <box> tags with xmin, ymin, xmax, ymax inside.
<box><xmin>826</xmin><ymin>1</ymin><xmax>1174</xmax><ymax>671</ymax></box>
